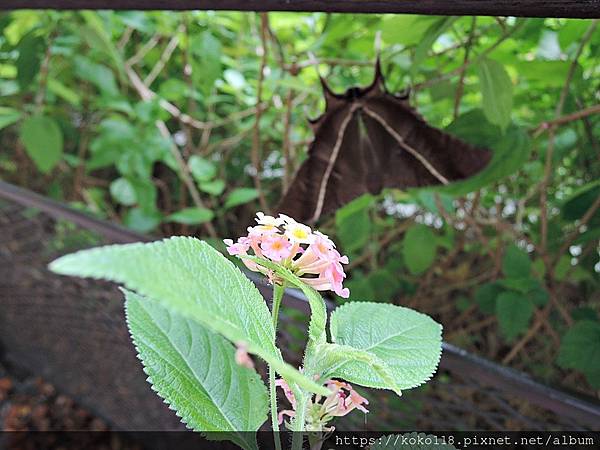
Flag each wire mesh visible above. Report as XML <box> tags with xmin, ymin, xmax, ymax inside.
<box><xmin>1</xmin><ymin>194</ymin><xmax>598</xmax><ymax>434</ymax></box>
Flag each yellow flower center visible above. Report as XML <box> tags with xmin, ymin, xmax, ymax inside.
<box><xmin>293</xmin><ymin>229</ymin><xmax>308</xmax><ymax>239</ymax></box>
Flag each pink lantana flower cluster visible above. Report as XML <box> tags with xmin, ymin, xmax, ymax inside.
<box><xmin>276</xmin><ymin>378</ymin><xmax>369</xmax><ymax>431</ymax></box>
<box><xmin>224</xmin><ymin>212</ymin><xmax>350</xmax><ymax>298</ymax></box>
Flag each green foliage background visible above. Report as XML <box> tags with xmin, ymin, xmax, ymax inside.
<box><xmin>1</xmin><ymin>11</ymin><xmax>599</xmax><ymax>394</ymax></box>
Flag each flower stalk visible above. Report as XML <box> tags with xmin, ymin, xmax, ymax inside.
<box><xmin>269</xmin><ymin>283</ymin><xmax>285</xmax><ymax>450</ymax></box>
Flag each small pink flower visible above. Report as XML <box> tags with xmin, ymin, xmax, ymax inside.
<box><xmin>275</xmin><ymin>378</ymin><xmax>297</xmax><ymax>409</ymax></box>
<box><xmin>260</xmin><ymin>234</ymin><xmax>293</xmax><ymax>262</ymax></box>
<box><xmin>323</xmin><ymin>380</ymin><xmax>369</xmax><ymax>417</ymax></box>
<box><xmin>278</xmin><ymin>409</ymin><xmax>296</xmax><ymax>425</ymax></box>
<box><xmin>223</xmin><ymin>238</ymin><xmax>249</xmax><ymax>256</ymax></box>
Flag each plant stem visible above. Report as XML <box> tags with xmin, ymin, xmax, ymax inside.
<box><xmin>291</xmin><ymin>392</ymin><xmax>308</xmax><ymax>450</ymax></box>
<box><xmin>269</xmin><ymin>283</ymin><xmax>285</xmax><ymax>450</ymax></box>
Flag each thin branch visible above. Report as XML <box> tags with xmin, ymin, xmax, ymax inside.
<box><xmin>502</xmin><ymin>304</ymin><xmax>550</xmax><ymax>364</ymax></box>
<box><xmin>213</xmin><ymin>102</ymin><xmax>269</xmax><ymax>128</ymax></box>
<box><xmin>286</xmin><ymin>56</ymin><xmax>374</xmax><ymax>73</ymax></box>
<box><xmin>127</xmin><ymin>33</ymin><xmax>160</xmax><ymax>66</ymax></box>
<box><xmin>533</xmin><ymin>103</ymin><xmax>600</xmax><ymax>138</ymax></box>
<box><xmin>281</xmin><ymin>89</ymin><xmax>294</xmax><ymax>194</ymax></box>
<box><xmin>251</xmin><ymin>12</ymin><xmax>270</xmax><ymax>212</ymax></box>
<box><xmin>144</xmin><ymin>24</ymin><xmax>184</xmax><ymax>86</ymax></box>
<box><xmin>205</xmin><ymin>128</ymin><xmax>251</xmax><ymax>154</ymax></box>
<box><xmin>127</xmin><ymin>66</ymin><xmax>210</xmax><ymax>130</ymax></box>
<box><xmin>155</xmin><ymin>122</ymin><xmax>217</xmax><ymax>236</ymax></box>
<box><xmin>126</xmin><ymin>65</ymin><xmax>217</xmax><ymax>237</ymax></box>
<box><xmin>34</xmin><ymin>32</ymin><xmax>56</xmax><ymax>110</ymax></box>
<box><xmin>117</xmin><ymin>26</ymin><xmax>133</xmax><ymax>51</ymax></box>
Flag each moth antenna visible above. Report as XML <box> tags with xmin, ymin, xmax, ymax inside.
<box><xmin>306</xmin><ymin>51</ymin><xmax>339</xmax><ymax>108</ymax></box>
<box><xmin>371</xmin><ymin>55</ymin><xmax>386</xmax><ymax>93</ymax></box>
<box><xmin>374</xmin><ymin>30</ymin><xmax>382</xmax><ymax>58</ymax></box>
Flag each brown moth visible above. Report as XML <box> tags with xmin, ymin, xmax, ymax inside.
<box><xmin>277</xmin><ymin>61</ymin><xmax>492</xmax><ymax>223</ymax></box>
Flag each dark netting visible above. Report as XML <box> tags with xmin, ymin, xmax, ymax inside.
<box><xmin>1</xmin><ymin>187</ymin><xmax>599</xmax><ymax>436</ymax></box>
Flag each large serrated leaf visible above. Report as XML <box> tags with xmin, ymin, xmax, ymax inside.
<box><xmin>125</xmin><ymin>291</ymin><xmax>267</xmax><ymax>450</ymax></box>
<box><xmin>329</xmin><ymin>302</ymin><xmax>442</xmax><ymax>391</ymax></box>
<box><xmin>49</xmin><ymin>237</ymin><xmax>328</xmax><ymax>396</ymax></box>
<box><xmin>308</xmin><ymin>343</ymin><xmax>402</xmax><ymax>396</ymax></box>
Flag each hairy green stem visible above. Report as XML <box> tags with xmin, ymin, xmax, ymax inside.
<box><xmin>269</xmin><ymin>283</ymin><xmax>285</xmax><ymax>450</ymax></box>
<box><xmin>291</xmin><ymin>391</ymin><xmax>309</xmax><ymax>450</ymax></box>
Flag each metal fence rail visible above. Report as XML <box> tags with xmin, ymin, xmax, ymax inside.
<box><xmin>1</xmin><ymin>0</ymin><xmax>599</xmax><ymax>19</ymax></box>
<box><xmin>1</xmin><ymin>180</ymin><xmax>599</xmax><ymax>433</ymax></box>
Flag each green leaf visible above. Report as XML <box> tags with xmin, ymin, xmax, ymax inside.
<box><xmin>0</xmin><ymin>107</ymin><xmax>22</xmax><ymax>130</ymax></box>
<box><xmin>328</xmin><ymin>302</ymin><xmax>442</xmax><ymax>391</ymax></box>
<box><xmin>557</xmin><ymin>321</ymin><xmax>600</xmax><ymax>389</ymax></box>
<box><xmin>16</xmin><ymin>33</ymin><xmax>44</xmax><ymax>90</ymax></box>
<box><xmin>129</xmin><ymin>178</ymin><xmax>157</xmax><ymax>214</ymax></box>
<box><xmin>47</xmin><ymin>78</ymin><xmax>82</xmax><ymax>106</ymax></box>
<box><xmin>477</xmin><ymin>58</ymin><xmax>513</xmax><ymax>132</ymax></box>
<box><xmin>497</xmin><ymin>276</ymin><xmax>540</xmax><ymax>294</ymax></box>
<box><xmin>159</xmin><ymin>79</ymin><xmax>189</xmax><ymax>102</ymax></box>
<box><xmin>416</xmin><ymin>191</ymin><xmax>454</xmax><ymax>216</ymax></box>
<box><xmin>189</xmin><ymin>155</ymin><xmax>217</xmax><ymax>182</ymax></box>
<box><xmin>438</xmin><ymin>116</ymin><xmax>531</xmax><ymax>195</ymax></box>
<box><xmin>571</xmin><ymin>307</ymin><xmax>598</xmax><ymax>323</ymax></box>
<box><xmin>79</xmin><ymin>12</ymin><xmax>126</xmax><ymax>82</ymax></box>
<box><xmin>19</xmin><ymin>115</ymin><xmax>63</xmax><ymax>173</ymax></box>
<box><xmin>224</xmin><ymin>188</ymin><xmax>259</xmax><ymax>209</ymax></box>
<box><xmin>123</xmin><ymin>208</ymin><xmax>161</xmax><ymax>233</ymax></box>
<box><xmin>402</xmin><ymin>225</ymin><xmax>437</xmax><ymax>275</ymax></box>
<box><xmin>502</xmin><ymin>244</ymin><xmax>531</xmax><ymax>278</ymax></box>
<box><xmin>495</xmin><ymin>292</ymin><xmax>534</xmax><ymax>341</ymax></box>
<box><xmin>474</xmin><ymin>282</ymin><xmax>504</xmax><ymax>314</ymax></box>
<box><xmin>166</xmin><ymin>207</ymin><xmax>214</xmax><ymax>225</ymax></box>
<box><xmin>191</xmin><ymin>31</ymin><xmax>222</xmax><ymax>94</ymax></box>
<box><xmin>561</xmin><ymin>180</ymin><xmax>600</xmax><ymax>226</ymax></box>
<box><xmin>310</xmin><ymin>342</ymin><xmax>402</xmax><ymax>396</ymax></box>
<box><xmin>109</xmin><ymin>177</ymin><xmax>137</xmax><ymax>206</ymax></box>
<box><xmin>371</xmin><ymin>432</ymin><xmax>458</xmax><ymax>449</ymax></box>
<box><xmin>554</xmin><ymin>255</ymin><xmax>572</xmax><ymax>281</ymax></box>
<box><xmin>529</xmin><ymin>286</ymin><xmax>549</xmax><ymax>307</ymax></box>
<box><xmin>200</xmin><ymin>179</ymin><xmax>226</xmax><ymax>196</ymax></box>
<box><xmin>335</xmin><ymin>194</ymin><xmax>373</xmax><ymax>254</ymax></box>
<box><xmin>125</xmin><ymin>291</ymin><xmax>267</xmax><ymax>449</ymax></box>
<box><xmin>515</xmin><ymin>60</ymin><xmax>570</xmax><ymax>87</ymax></box>
<box><xmin>412</xmin><ymin>17</ymin><xmax>458</xmax><ymax>74</ymax></box>
<box><xmin>48</xmin><ymin>237</ymin><xmax>328</xmax><ymax>396</ymax></box>
<box><xmin>381</xmin><ymin>15</ymin><xmax>438</xmax><ymax>47</ymax></box>
<box><xmin>74</xmin><ymin>55</ymin><xmax>118</xmax><ymax>96</ymax></box>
